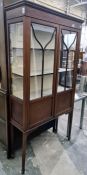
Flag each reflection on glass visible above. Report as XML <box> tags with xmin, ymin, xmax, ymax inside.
<box><xmin>10</xmin><ymin>23</ymin><xmax>23</xmax><ymax>99</ymax></box>
<box><xmin>58</xmin><ymin>30</ymin><xmax>76</xmax><ymax>92</ymax></box>
<box><xmin>30</xmin><ymin>23</ymin><xmax>55</xmax><ymax>100</ymax></box>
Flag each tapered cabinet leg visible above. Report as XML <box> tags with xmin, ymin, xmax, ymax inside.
<box><xmin>80</xmin><ymin>99</ymin><xmax>85</xmax><ymax>129</ymax></box>
<box><xmin>53</xmin><ymin>119</ymin><xmax>58</xmax><ymax>133</ymax></box>
<box><xmin>67</xmin><ymin>111</ymin><xmax>73</xmax><ymax>141</ymax></box>
<box><xmin>21</xmin><ymin>133</ymin><xmax>27</xmax><ymax>174</ymax></box>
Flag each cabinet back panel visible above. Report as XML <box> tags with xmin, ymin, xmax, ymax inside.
<box><xmin>55</xmin><ymin>90</ymin><xmax>72</xmax><ymax>115</ymax></box>
<box><xmin>29</xmin><ymin>97</ymin><xmax>53</xmax><ymax>128</ymax></box>
<box><xmin>11</xmin><ymin>98</ymin><xmax>23</xmax><ymax>126</ymax></box>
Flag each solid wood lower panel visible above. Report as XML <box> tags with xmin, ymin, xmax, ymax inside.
<box><xmin>11</xmin><ymin>97</ymin><xmax>23</xmax><ymax>126</ymax></box>
<box><xmin>29</xmin><ymin>97</ymin><xmax>53</xmax><ymax>128</ymax></box>
<box><xmin>55</xmin><ymin>90</ymin><xmax>72</xmax><ymax>115</ymax></box>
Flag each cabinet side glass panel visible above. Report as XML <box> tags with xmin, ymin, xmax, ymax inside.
<box><xmin>9</xmin><ymin>23</ymin><xmax>23</xmax><ymax>99</ymax></box>
<box><xmin>58</xmin><ymin>30</ymin><xmax>77</xmax><ymax>92</ymax></box>
<box><xmin>30</xmin><ymin>23</ymin><xmax>55</xmax><ymax>100</ymax></box>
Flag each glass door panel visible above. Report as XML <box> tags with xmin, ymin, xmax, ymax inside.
<box><xmin>30</xmin><ymin>23</ymin><xmax>55</xmax><ymax>100</ymax></box>
<box><xmin>30</xmin><ymin>50</ymin><xmax>42</xmax><ymax>76</ymax></box>
<box><xmin>44</xmin><ymin>50</ymin><xmax>54</xmax><ymax>74</ymax></box>
<box><xmin>58</xmin><ymin>29</ymin><xmax>77</xmax><ymax>92</ymax></box>
<box><xmin>10</xmin><ymin>23</ymin><xmax>23</xmax><ymax>99</ymax></box>
<box><xmin>30</xmin><ymin>76</ymin><xmax>41</xmax><ymax>100</ymax></box>
<box><xmin>43</xmin><ymin>74</ymin><xmax>53</xmax><ymax>96</ymax></box>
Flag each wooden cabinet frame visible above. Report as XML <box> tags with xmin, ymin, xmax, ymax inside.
<box><xmin>5</xmin><ymin>1</ymin><xmax>83</xmax><ymax>174</ymax></box>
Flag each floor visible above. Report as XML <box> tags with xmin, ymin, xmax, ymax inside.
<box><xmin>0</xmin><ymin>100</ymin><xmax>87</xmax><ymax>175</ymax></box>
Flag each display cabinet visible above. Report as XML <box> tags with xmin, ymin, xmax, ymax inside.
<box><xmin>5</xmin><ymin>1</ymin><xmax>83</xmax><ymax>174</ymax></box>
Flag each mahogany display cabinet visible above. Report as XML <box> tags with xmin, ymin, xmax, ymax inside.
<box><xmin>4</xmin><ymin>0</ymin><xmax>83</xmax><ymax>174</ymax></box>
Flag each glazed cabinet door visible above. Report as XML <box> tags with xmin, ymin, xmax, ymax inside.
<box><xmin>28</xmin><ymin>19</ymin><xmax>58</xmax><ymax>128</ymax></box>
<box><xmin>55</xmin><ymin>26</ymin><xmax>78</xmax><ymax>115</ymax></box>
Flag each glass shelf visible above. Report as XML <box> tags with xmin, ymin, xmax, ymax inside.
<box><xmin>58</xmin><ymin>68</ymin><xmax>73</xmax><ymax>73</ymax></box>
<box><xmin>12</xmin><ymin>72</ymin><xmax>23</xmax><ymax>77</ymax></box>
<box><xmin>31</xmin><ymin>48</ymin><xmax>54</xmax><ymax>51</ymax></box>
<box><xmin>30</xmin><ymin>72</ymin><xmax>53</xmax><ymax>77</ymax></box>
<box><xmin>12</xmin><ymin>47</ymin><xmax>23</xmax><ymax>49</ymax></box>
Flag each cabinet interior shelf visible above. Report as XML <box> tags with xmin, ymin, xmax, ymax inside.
<box><xmin>12</xmin><ymin>72</ymin><xmax>23</xmax><ymax>77</ymax></box>
<box><xmin>12</xmin><ymin>47</ymin><xmax>23</xmax><ymax>49</ymax></box>
<box><xmin>12</xmin><ymin>48</ymin><xmax>54</xmax><ymax>51</ymax></box>
<box><xmin>30</xmin><ymin>72</ymin><xmax>53</xmax><ymax>77</ymax></box>
<box><xmin>30</xmin><ymin>48</ymin><xmax>54</xmax><ymax>51</ymax></box>
<box><xmin>12</xmin><ymin>72</ymin><xmax>53</xmax><ymax>77</ymax></box>
<box><xmin>58</xmin><ymin>68</ymin><xmax>73</xmax><ymax>72</ymax></box>
<box><xmin>12</xmin><ymin>69</ymin><xmax>73</xmax><ymax>76</ymax></box>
